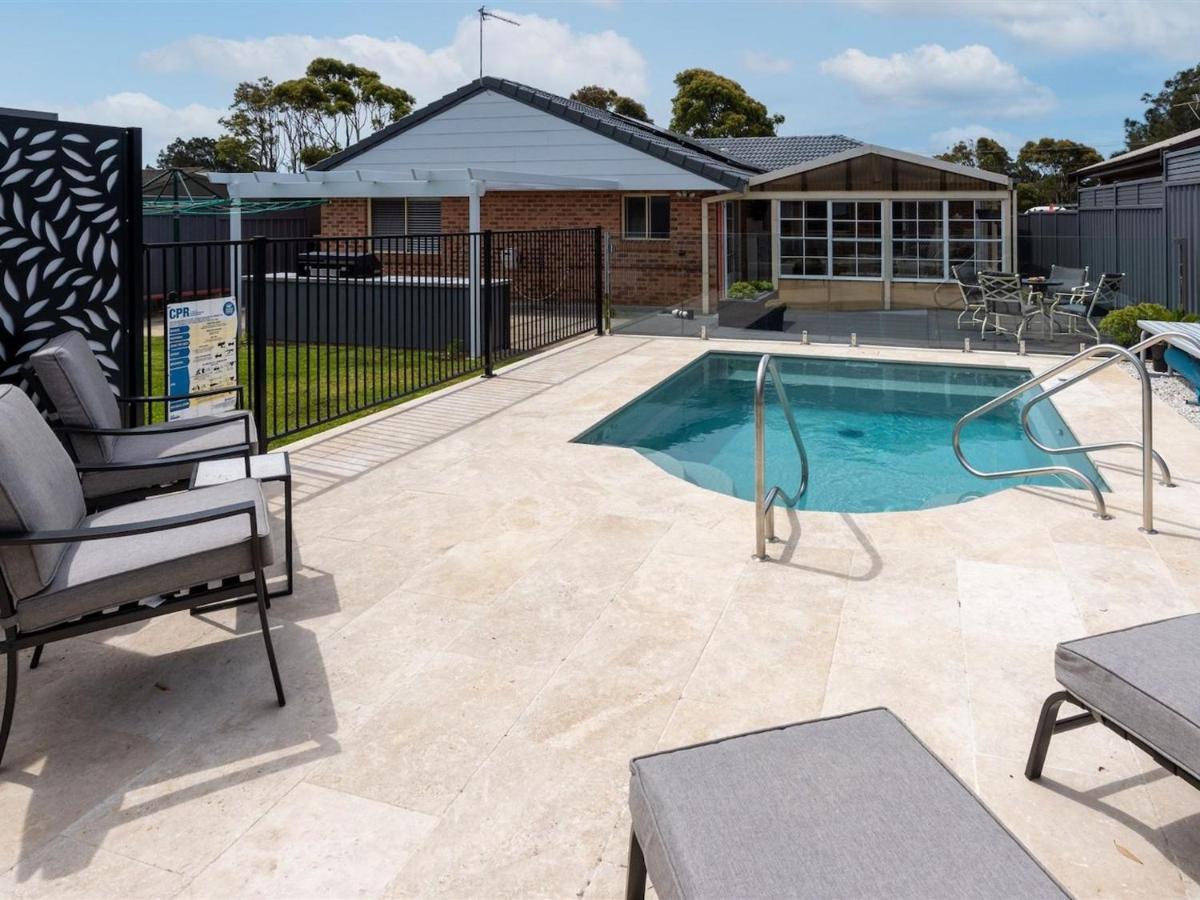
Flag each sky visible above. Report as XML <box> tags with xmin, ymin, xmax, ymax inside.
<box><xmin>2</xmin><ymin>0</ymin><xmax>1198</xmax><ymax>163</ymax></box>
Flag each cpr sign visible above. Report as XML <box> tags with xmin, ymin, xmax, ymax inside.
<box><xmin>166</xmin><ymin>296</ymin><xmax>239</xmax><ymax>420</ymax></box>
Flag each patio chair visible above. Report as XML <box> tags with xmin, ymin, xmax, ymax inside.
<box><xmin>1026</xmin><ymin>612</ymin><xmax>1200</xmax><ymax>790</ymax></box>
<box><xmin>627</xmin><ymin>708</ymin><xmax>1066</xmax><ymax>899</ymax></box>
<box><xmin>0</xmin><ymin>384</ymin><xmax>284</xmax><ymax>767</ymax></box>
<box><xmin>1044</xmin><ymin>265</ymin><xmax>1090</xmax><ymax>331</ymax></box>
<box><xmin>978</xmin><ymin>272</ymin><xmax>1038</xmax><ymax>341</ymax></box>
<box><xmin>31</xmin><ymin>331</ymin><xmax>257</xmax><ymax>505</ymax></box>
<box><xmin>952</xmin><ymin>262</ymin><xmax>986</xmax><ymax>328</ymax></box>
<box><xmin>1053</xmin><ymin>273</ymin><xmax>1123</xmax><ymax>342</ymax></box>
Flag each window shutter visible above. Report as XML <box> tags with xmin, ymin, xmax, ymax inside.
<box><xmin>406</xmin><ymin>199</ymin><xmax>442</xmax><ymax>234</ymax></box>
<box><xmin>371</xmin><ymin>199</ymin><xmax>407</xmax><ymax>236</ymax></box>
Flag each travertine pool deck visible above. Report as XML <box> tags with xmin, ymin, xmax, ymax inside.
<box><xmin>3</xmin><ymin>334</ymin><xmax>1200</xmax><ymax>898</ymax></box>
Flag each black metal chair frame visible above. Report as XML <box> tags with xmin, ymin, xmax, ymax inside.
<box><xmin>952</xmin><ymin>263</ymin><xmax>986</xmax><ymax>329</ymax></box>
<box><xmin>1025</xmin><ymin>689</ymin><xmax>1200</xmax><ymax>791</ymax></box>
<box><xmin>0</xmin><ymin>500</ymin><xmax>285</xmax><ymax>768</ymax></box>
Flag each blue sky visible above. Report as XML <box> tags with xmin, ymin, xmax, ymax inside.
<box><xmin>2</xmin><ymin>0</ymin><xmax>1196</xmax><ymax>162</ymax></box>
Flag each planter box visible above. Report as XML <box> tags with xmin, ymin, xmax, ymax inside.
<box><xmin>718</xmin><ymin>291</ymin><xmax>784</xmax><ymax>331</ymax></box>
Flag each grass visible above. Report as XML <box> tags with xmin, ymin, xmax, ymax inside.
<box><xmin>143</xmin><ymin>336</ymin><xmax>486</xmax><ymax>445</ymax></box>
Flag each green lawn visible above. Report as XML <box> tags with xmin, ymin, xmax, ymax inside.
<box><xmin>143</xmin><ymin>337</ymin><xmax>485</xmax><ymax>445</ymax></box>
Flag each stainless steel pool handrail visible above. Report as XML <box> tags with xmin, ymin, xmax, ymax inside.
<box><xmin>1020</xmin><ymin>332</ymin><xmax>1200</xmax><ymax>496</ymax></box>
<box><xmin>952</xmin><ymin>332</ymin><xmax>1200</xmax><ymax>533</ymax></box>
<box><xmin>754</xmin><ymin>354</ymin><xmax>809</xmax><ymax>560</ymax></box>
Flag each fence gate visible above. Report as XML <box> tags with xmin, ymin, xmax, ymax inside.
<box><xmin>0</xmin><ymin>113</ymin><xmax>142</xmax><ymax>404</ymax></box>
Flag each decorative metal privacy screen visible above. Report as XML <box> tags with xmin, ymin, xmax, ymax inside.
<box><xmin>0</xmin><ymin>113</ymin><xmax>141</xmax><ymax>403</ymax></box>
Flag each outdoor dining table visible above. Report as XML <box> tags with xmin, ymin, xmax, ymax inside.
<box><xmin>1021</xmin><ymin>278</ymin><xmax>1062</xmax><ymax>337</ymax></box>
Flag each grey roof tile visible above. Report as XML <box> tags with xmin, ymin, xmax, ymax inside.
<box><xmin>693</xmin><ymin>135</ymin><xmax>862</xmax><ymax>171</ymax></box>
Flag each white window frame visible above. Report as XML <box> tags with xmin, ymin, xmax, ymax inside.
<box><xmin>622</xmin><ymin>194</ymin><xmax>671</xmax><ymax>241</ymax></box>
<box><xmin>772</xmin><ymin>194</ymin><xmax>1008</xmax><ymax>283</ymax></box>
<box><xmin>777</xmin><ymin>200</ymin><xmax>883</xmax><ymax>282</ymax></box>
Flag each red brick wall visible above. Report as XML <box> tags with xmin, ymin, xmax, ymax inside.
<box><xmin>319</xmin><ymin>191</ymin><xmax>721</xmax><ymax>307</ymax></box>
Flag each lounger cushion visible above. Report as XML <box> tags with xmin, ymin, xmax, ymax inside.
<box><xmin>1057</xmin><ymin>614</ymin><xmax>1200</xmax><ymax>781</ymax></box>
<box><xmin>31</xmin><ymin>330</ymin><xmax>123</xmax><ymax>462</ymax></box>
<box><xmin>80</xmin><ymin>411</ymin><xmax>257</xmax><ymax>500</ymax></box>
<box><xmin>0</xmin><ymin>386</ymin><xmax>87</xmax><ymax>602</ymax></box>
<box><xmin>17</xmin><ymin>478</ymin><xmax>273</xmax><ymax>632</ymax></box>
<box><xmin>628</xmin><ymin>708</ymin><xmax>1065</xmax><ymax>900</ymax></box>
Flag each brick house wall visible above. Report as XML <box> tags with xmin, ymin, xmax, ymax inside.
<box><xmin>319</xmin><ymin>191</ymin><xmax>722</xmax><ymax>307</ymax></box>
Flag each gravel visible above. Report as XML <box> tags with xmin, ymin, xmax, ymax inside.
<box><xmin>1119</xmin><ymin>360</ymin><xmax>1200</xmax><ymax>430</ymax></box>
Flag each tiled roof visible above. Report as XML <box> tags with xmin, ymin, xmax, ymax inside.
<box><xmin>312</xmin><ymin>77</ymin><xmax>763</xmax><ymax>189</ymax></box>
<box><xmin>693</xmin><ymin>135</ymin><xmax>862</xmax><ymax>171</ymax></box>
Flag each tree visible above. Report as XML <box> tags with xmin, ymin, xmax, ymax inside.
<box><xmin>156</xmin><ymin>135</ymin><xmax>259</xmax><ymax>172</ymax></box>
<box><xmin>304</xmin><ymin>57</ymin><xmax>414</xmax><ymax>146</ymax></box>
<box><xmin>935</xmin><ymin>136</ymin><xmax>1014</xmax><ymax>176</ymax></box>
<box><xmin>1124</xmin><ymin>63</ymin><xmax>1200</xmax><ymax>149</ymax></box>
<box><xmin>156</xmin><ymin>136</ymin><xmax>219</xmax><ymax>169</ymax></box>
<box><xmin>668</xmin><ymin>69</ymin><xmax>784</xmax><ymax>138</ymax></box>
<box><xmin>1015</xmin><ymin>137</ymin><xmax>1102</xmax><ymax>209</ymax></box>
<box><xmin>220</xmin><ymin>77</ymin><xmax>282</xmax><ymax>171</ymax></box>
<box><xmin>570</xmin><ymin>85</ymin><xmax>650</xmax><ymax>122</ymax></box>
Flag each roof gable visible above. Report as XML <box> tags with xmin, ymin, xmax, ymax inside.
<box><xmin>748</xmin><ymin>144</ymin><xmax>1011</xmax><ymax>188</ymax></box>
<box><xmin>313</xmin><ymin>77</ymin><xmax>759</xmax><ymax>190</ymax></box>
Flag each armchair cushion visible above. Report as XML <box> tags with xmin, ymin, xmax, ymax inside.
<box><xmin>81</xmin><ymin>411</ymin><xmax>258</xmax><ymax>501</ymax></box>
<box><xmin>0</xmin><ymin>386</ymin><xmax>87</xmax><ymax>602</ymax></box>
<box><xmin>18</xmin><ymin>478</ymin><xmax>273</xmax><ymax>632</ymax></box>
<box><xmin>31</xmin><ymin>331</ymin><xmax>123</xmax><ymax>463</ymax></box>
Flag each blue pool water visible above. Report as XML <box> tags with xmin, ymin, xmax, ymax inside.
<box><xmin>575</xmin><ymin>352</ymin><xmax>1106</xmax><ymax>513</ymax></box>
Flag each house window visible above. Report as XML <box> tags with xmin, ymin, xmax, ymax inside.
<box><xmin>893</xmin><ymin>199</ymin><xmax>1004</xmax><ymax>281</ymax></box>
<box><xmin>623</xmin><ymin>195</ymin><xmax>670</xmax><ymax>239</ymax></box>
<box><xmin>371</xmin><ymin>198</ymin><xmax>442</xmax><ymax>251</ymax></box>
<box><xmin>779</xmin><ymin>200</ymin><xmax>881</xmax><ymax>278</ymax></box>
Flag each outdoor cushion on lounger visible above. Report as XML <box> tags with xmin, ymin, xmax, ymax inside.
<box><xmin>1055</xmin><ymin>613</ymin><xmax>1200</xmax><ymax>781</ymax></box>
<box><xmin>31</xmin><ymin>330</ymin><xmax>256</xmax><ymax>502</ymax></box>
<box><xmin>627</xmin><ymin>707</ymin><xmax>1065</xmax><ymax>900</ymax></box>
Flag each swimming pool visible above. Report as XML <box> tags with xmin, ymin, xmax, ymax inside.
<box><xmin>575</xmin><ymin>352</ymin><xmax>1105</xmax><ymax>513</ymax></box>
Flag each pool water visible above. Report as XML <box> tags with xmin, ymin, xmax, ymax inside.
<box><xmin>575</xmin><ymin>352</ymin><xmax>1106</xmax><ymax>514</ymax></box>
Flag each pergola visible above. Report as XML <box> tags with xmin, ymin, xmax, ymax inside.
<box><xmin>206</xmin><ymin>168</ymin><xmax>616</xmax><ymax>355</ymax></box>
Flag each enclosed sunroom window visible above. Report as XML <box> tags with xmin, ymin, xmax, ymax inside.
<box><xmin>779</xmin><ymin>200</ymin><xmax>881</xmax><ymax>278</ymax></box>
<box><xmin>891</xmin><ymin>199</ymin><xmax>1003</xmax><ymax>281</ymax></box>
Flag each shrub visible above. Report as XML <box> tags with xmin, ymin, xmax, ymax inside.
<box><xmin>727</xmin><ymin>280</ymin><xmax>774</xmax><ymax>300</ymax></box>
<box><xmin>1098</xmin><ymin>303</ymin><xmax>1198</xmax><ymax>347</ymax></box>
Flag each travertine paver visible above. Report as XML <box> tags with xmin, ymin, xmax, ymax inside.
<box><xmin>1</xmin><ymin>334</ymin><xmax>1198</xmax><ymax>898</ymax></box>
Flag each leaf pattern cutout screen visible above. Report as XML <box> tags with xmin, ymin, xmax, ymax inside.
<box><xmin>0</xmin><ymin>116</ymin><xmax>134</xmax><ymax>406</ymax></box>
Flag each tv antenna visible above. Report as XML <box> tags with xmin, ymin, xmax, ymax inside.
<box><xmin>478</xmin><ymin>6</ymin><xmax>520</xmax><ymax>80</ymax></box>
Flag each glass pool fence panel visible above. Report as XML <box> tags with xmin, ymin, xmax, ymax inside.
<box><xmin>143</xmin><ymin>227</ymin><xmax>603</xmax><ymax>447</ymax></box>
<box><xmin>607</xmin><ymin>231</ymin><xmax>712</xmax><ymax>338</ymax></box>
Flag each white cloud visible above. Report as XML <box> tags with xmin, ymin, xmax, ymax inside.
<box><xmin>742</xmin><ymin>51</ymin><xmax>793</xmax><ymax>75</ymax></box>
<box><xmin>929</xmin><ymin>124</ymin><xmax>1019</xmax><ymax>153</ymax></box>
<box><xmin>55</xmin><ymin>92</ymin><xmax>224</xmax><ymax>160</ymax></box>
<box><xmin>852</xmin><ymin>0</ymin><xmax>1200</xmax><ymax>57</ymax></box>
<box><xmin>139</xmin><ymin>10</ymin><xmax>649</xmax><ymax>105</ymax></box>
<box><xmin>820</xmin><ymin>44</ymin><xmax>1055</xmax><ymax>117</ymax></box>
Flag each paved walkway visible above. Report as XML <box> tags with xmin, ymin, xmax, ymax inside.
<box><xmin>2</xmin><ymin>335</ymin><xmax>1199</xmax><ymax>898</ymax></box>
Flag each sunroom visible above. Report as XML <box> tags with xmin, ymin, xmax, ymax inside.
<box><xmin>704</xmin><ymin>145</ymin><xmax>1015</xmax><ymax>313</ymax></box>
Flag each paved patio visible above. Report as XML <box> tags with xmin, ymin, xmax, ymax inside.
<box><xmin>2</xmin><ymin>334</ymin><xmax>1200</xmax><ymax>898</ymax></box>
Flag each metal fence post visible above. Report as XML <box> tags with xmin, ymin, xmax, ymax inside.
<box><xmin>250</xmin><ymin>236</ymin><xmax>269</xmax><ymax>449</ymax></box>
<box><xmin>482</xmin><ymin>230</ymin><xmax>494</xmax><ymax>377</ymax></box>
<box><xmin>594</xmin><ymin>226</ymin><xmax>604</xmax><ymax>336</ymax></box>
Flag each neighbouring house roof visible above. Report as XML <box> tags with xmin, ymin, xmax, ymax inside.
<box><xmin>311</xmin><ymin>77</ymin><xmax>765</xmax><ymax>190</ymax></box>
<box><xmin>693</xmin><ymin>135</ymin><xmax>862</xmax><ymax>171</ymax></box>
<box><xmin>1074</xmin><ymin>126</ymin><xmax>1200</xmax><ymax>182</ymax></box>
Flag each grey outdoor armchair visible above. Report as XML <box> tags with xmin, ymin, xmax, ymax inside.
<box><xmin>978</xmin><ymin>272</ymin><xmax>1038</xmax><ymax>341</ymax></box>
<box><xmin>31</xmin><ymin>330</ymin><xmax>257</xmax><ymax>504</ymax></box>
<box><xmin>0</xmin><ymin>384</ymin><xmax>284</xmax><ymax>768</ymax></box>
<box><xmin>1055</xmin><ymin>273</ymin><xmax>1123</xmax><ymax>342</ymax></box>
<box><xmin>952</xmin><ymin>262</ymin><xmax>986</xmax><ymax>328</ymax></box>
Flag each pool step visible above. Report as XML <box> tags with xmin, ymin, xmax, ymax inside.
<box><xmin>639</xmin><ymin>449</ymin><xmax>735</xmax><ymax>496</ymax></box>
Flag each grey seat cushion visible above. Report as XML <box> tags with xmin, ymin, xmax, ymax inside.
<box><xmin>629</xmin><ymin>708</ymin><xmax>1065</xmax><ymax>900</ymax></box>
<box><xmin>0</xmin><ymin>386</ymin><xmax>87</xmax><ymax>602</ymax></box>
<box><xmin>18</xmin><ymin>478</ymin><xmax>273</xmax><ymax>632</ymax></box>
<box><xmin>1057</xmin><ymin>614</ymin><xmax>1200</xmax><ymax>781</ymax></box>
<box><xmin>31</xmin><ymin>330</ymin><xmax>123</xmax><ymax>463</ymax></box>
<box><xmin>81</xmin><ymin>411</ymin><xmax>258</xmax><ymax>501</ymax></box>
